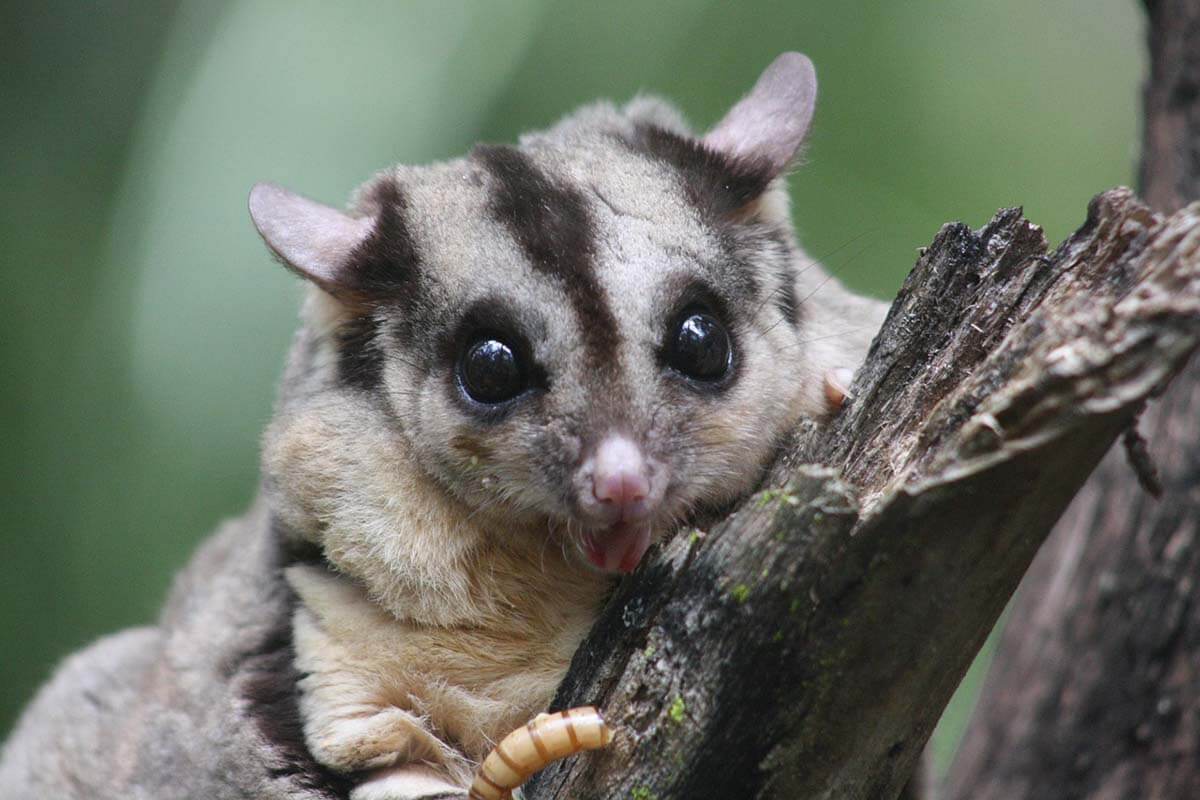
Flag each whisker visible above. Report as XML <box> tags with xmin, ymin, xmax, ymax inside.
<box><xmin>779</xmin><ymin>327</ymin><xmax>871</xmax><ymax>353</ymax></box>
<box><xmin>794</xmin><ymin>238</ymin><xmax>879</xmax><ymax>313</ymax></box>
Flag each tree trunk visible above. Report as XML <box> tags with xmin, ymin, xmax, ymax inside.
<box><xmin>945</xmin><ymin>2</ymin><xmax>1200</xmax><ymax>798</ymax></box>
<box><xmin>519</xmin><ymin>183</ymin><xmax>1200</xmax><ymax>799</ymax></box>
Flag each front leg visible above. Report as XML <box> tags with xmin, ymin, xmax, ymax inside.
<box><xmin>288</xmin><ymin>566</ymin><xmax>473</xmax><ymax>796</ymax></box>
<box><xmin>351</xmin><ymin>764</ymin><xmax>469</xmax><ymax>800</ymax></box>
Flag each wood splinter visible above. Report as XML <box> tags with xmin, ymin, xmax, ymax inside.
<box><xmin>469</xmin><ymin>706</ymin><xmax>614</xmax><ymax>800</ymax></box>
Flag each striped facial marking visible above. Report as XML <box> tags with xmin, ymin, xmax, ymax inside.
<box><xmin>474</xmin><ymin>144</ymin><xmax>622</xmax><ymax>376</ymax></box>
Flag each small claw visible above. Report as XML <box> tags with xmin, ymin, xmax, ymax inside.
<box><xmin>823</xmin><ymin>367</ymin><xmax>856</xmax><ymax>410</ymax></box>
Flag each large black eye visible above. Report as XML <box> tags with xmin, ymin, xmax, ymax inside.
<box><xmin>666</xmin><ymin>309</ymin><xmax>732</xmax><ymax>382</ymax></box>
<box><xmin>460</xmin><ymin>337</ymin><xmax>525</xmax><ymax>404</ymax></box>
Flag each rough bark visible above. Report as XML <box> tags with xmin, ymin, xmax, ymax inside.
<box><xmin>945</xmin><ymin>2</ymin><xmax>1200</xmax><ymax>799</ymax></box>
<box><xmin>1139</xmin><ymin>0</ymin><xmax>1200</xmax><ymax>213</ymax></box>
<box><xmin>521</xmin><ymin>186</ymin><xmax>1200</xmax><ymax>800</ymax></box>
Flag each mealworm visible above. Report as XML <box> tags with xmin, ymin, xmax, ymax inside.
<box><xmin>468</xmin><ymin>706</ymin><xmax>614</xmax><ymax>800</ymax></box>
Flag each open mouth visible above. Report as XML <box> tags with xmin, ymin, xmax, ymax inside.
<box><xmin>581</xmin><ymin>521</ymin><xmax>654</xmax><ymax>574</ymax></box>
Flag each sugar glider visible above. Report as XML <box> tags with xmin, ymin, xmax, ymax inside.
<box><xmin>0</xmin><ymin>53</ymin><xmax>889</xmax><ymax>799</ymax></box>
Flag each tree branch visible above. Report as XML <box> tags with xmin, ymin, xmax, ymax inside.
<box><xmin>945</xmin><ymin>2</ymin><xmax>1200</xmax><ymax>797</ymax></box>
<box><xmin>524</xmin><ymin>189</ymin><xmax>1200</xmax><ymax>800</ymax></box>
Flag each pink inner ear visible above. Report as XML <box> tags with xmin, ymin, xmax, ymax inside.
<box><xmin>248</xmin><ymin>182</ymin><xmax>373</xmax><ymax>293</ymax></box>
<box><xmin>703</xmin><ymin>52</ymin><xmax>818</xmax><ymax>177</ymax></box>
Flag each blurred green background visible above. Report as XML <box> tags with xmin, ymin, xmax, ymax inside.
<box><xmin>1</xmin><ymin>0</ymin><xmax>1141</xmax><ymax>772</ymax></box>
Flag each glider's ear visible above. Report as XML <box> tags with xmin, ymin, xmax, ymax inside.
<box><xmin>248</xmin><ymin>182</ymin><xmax>374</xmax><ymax>298</ymax></box>
<box><xmin>703</xmin><ymin>52</ymin><xmax>818</xmax><ymax>180</ymax></box>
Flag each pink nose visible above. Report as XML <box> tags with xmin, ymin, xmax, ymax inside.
<box><xmin>595</xmin><ymin>470</ymin><xmax>649</xmax><ymax>508</ymax></box>
<box><xmin>591</xmin><ymin>436</ymin><xmax>652</xmax><ymax>522</ymax></box>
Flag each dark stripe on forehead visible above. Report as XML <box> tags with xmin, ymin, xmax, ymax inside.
<box><xmin>625</xmin><ymin>123</ymin><xmax>775</xmax><ymax>221</ymax></box>
<box><xmin>342</xmin><ymin>177</ymin><xmax>422</xmax><ymax>308</ymax></box>
<box><xmin>335</xmin><ymin>178</ymin><xmax>425</xmax><ymax>389</ymax></box>
<box><xmin>335</xmin><ymin>314</ymin><xmax>385</xmax><ymax>390</ymax></box>
<box><xmin>774</xmin><ymin>263</ymin><xmax>801</xmax><ymax>328</ymax></box>
<box><xmin>473</xmin><ymin>144</ymin><xmax>620</xmax><ymax>370</ymax></box>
